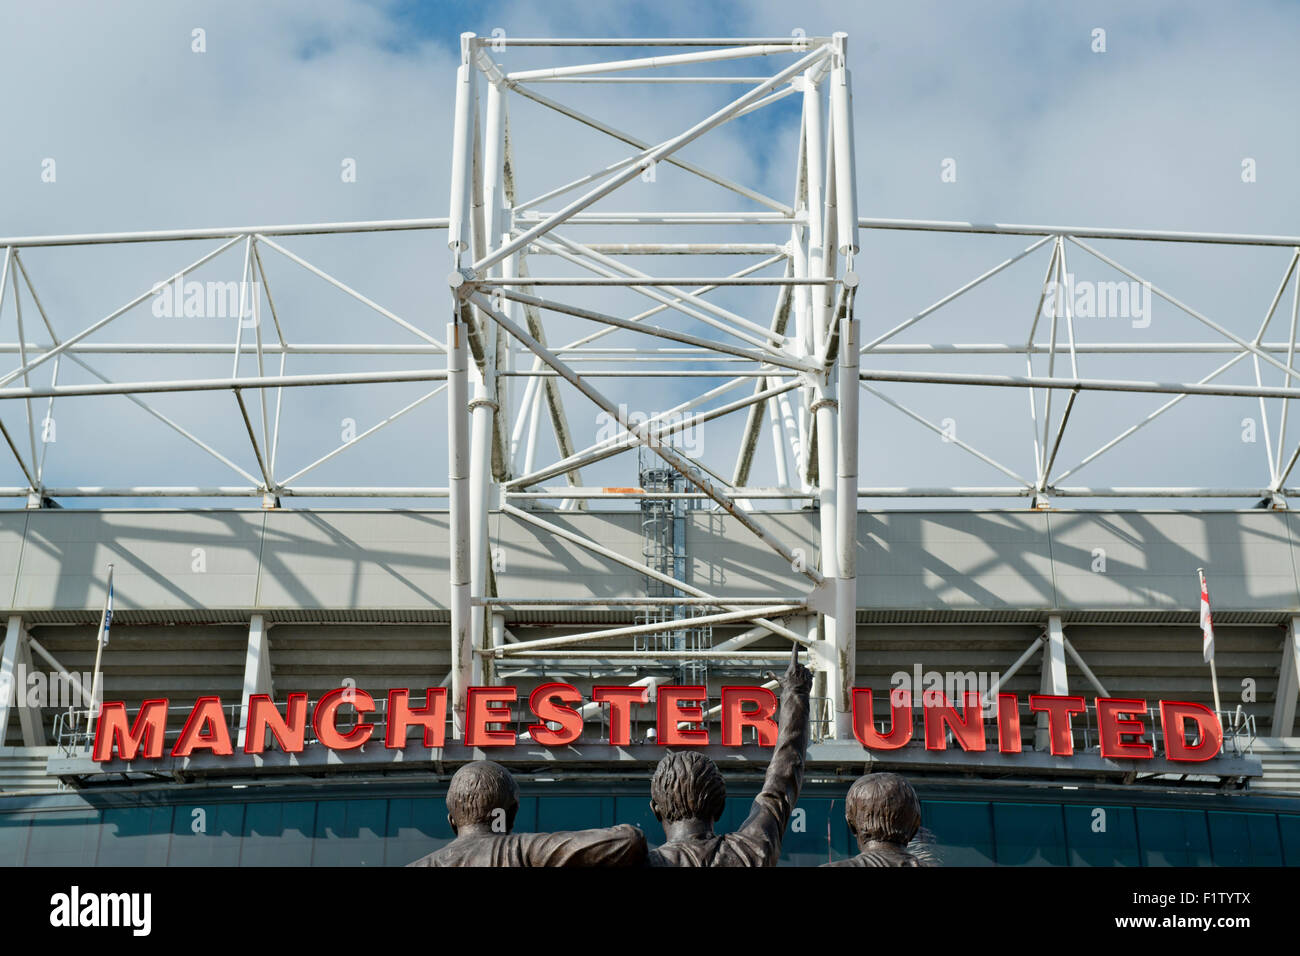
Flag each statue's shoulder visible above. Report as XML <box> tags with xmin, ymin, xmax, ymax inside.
<box><xmin>406</xmin><ymin>848</ymin><xmax>445</xmax><ymax>867</ymax></box>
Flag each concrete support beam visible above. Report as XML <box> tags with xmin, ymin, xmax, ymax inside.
<box><xmin>27</xmin><ymin>636</ymin><xmax>94</xmax><ymax>709</ymax></box>
<box><xmin>1037</xmin><ymin>615</ymin><xmax>1069</xmax><ymax>751</ymax></box>
<box><xmin>0</xmin><ymin>617</ymin><xmax>47</xmax><ymax>747</ymax></box>
<box><xmin>14</xmin><ymin>634</ymin><xmax>46</xmax><ymax>746</ymax></box>
<box><xmin>236</xmin><ymin>614</ymin><xmax>273</xmax><ymax>749</ymax></box>
<box><xmin>1272</xmin><ymin>617</ymin><xmax>1300</xmax><ymax>736</ymax></box>
<box><xmin>0</xmin><ymin>617</ymin><xmax>16</xmax><ymax>745</ymax></box>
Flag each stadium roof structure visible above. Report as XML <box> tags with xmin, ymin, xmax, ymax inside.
<box><xmin>0</xmin><ymin>33</ymin><xmax>1298</xmax><ymax>780</ymax></box>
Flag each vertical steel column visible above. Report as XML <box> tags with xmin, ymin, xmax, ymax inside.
<box><xmin>827</xmin><ymin>33</ymin><xmax>861</xmax><ymax>738</ymax></box>
<box><xmin>835</xmin><ymin>316</ymin><xmax>860</xmax><ymax>738</ymax></box>
<box><xmin>811</xmin><ymin>387</ymin><xmax>840</xmax><ymax>713</ymax></box>
<box><xmin>447</xmin><ymin>320</ymin><xmax>471</xmax><ymax>736</ymax></box>
<box><xmin>485</xmin><ymin>612</ymin><xmax>505</xmax><ymax>688</ymax></box>
<box><xmin>468</xmin><ymin>333</ymin><xmax>496</xmax><ymax>686</ymax></box>
<box><xmin>830</xmin><ymin>33</ymin><xmax>860</xmax><ymax>261</ymax></box>
<box><xmin>446</xmin><ymin>31</ymin><xmax>478</xmax><ymax>739</ymax></box>
<box><xmin>470</xmin><ymin>72</ymin><xmax>505</xmax><ymax>683</ymax></box>
<box><xmin>448</xmin><ymin>33</ymin><xmax>477</xmax><ymax>263</ymax></box>
<box><xmin>788</xmin><ymin>224</ymin><xmax>811</xmax><ymax>480</ymax></box>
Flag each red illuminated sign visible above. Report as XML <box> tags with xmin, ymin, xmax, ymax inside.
<box><xmin>91</xmin><ymin>685</ymin><xmax>1226</xmax><ymax>763</ymax></box>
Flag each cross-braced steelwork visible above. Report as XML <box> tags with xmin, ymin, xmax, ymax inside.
<box><xmin>443</xmin><ymin>32</ymin><xmax>859</xmax><ymax>738</ymax></box>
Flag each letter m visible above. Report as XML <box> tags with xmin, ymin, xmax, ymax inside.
<box><xmin>101</xmin><ymin>893</ymin><xmax>129</xmax><ymax>927</ymax></box>
<box><xmin>93</xmin><ymin>699</ymin><xmax>169</xmax><ymax>761</ymax></box>
<box><xmin>949</xmin><ymin>671</ymin><xmax>979</xmax><ymax>700</ymax></box>
<box><xmin>207</xmin><ymin>280</ymin><xmax>240</xmax><ymax>318</ymax></box>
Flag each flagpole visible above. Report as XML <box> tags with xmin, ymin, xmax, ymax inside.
<box><xmin>84</xmin><ymin>563</ymin><xmax>113</xmax><ymax>740</ymax></box>
<box><xmin>1198</xmin><ymin>567</ymin><xmax>1223</xmax><ymax>717</ymax></box>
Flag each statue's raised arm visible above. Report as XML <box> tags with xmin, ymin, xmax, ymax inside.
<box><xmin>647</xmin><ymin>641</ymin><xmax>812</xmax><ymax>867</ymax></box>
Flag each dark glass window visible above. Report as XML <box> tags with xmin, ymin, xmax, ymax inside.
<box><xmin>921</xmin><ymin>800</ymin><xmax>994</xmax><ymax>866</ymax></box>
<box><xmin>537</xmin><ymin>795</ymin><xmax>607</xmax><ymax>832</ymax></box>
<box><xmin>512</xmin><ymin>795</ymin><xmax>538</xmax><ymax>834</ymax></box>
<box><xmin>0</xmin><ymin>812</ymin><xmax>32</xmax><ymax>866</ymax></box>
<box><xmin>312</xmin><ymin>798</ymin><xmax>388</xmax><ymax>867</ymax></box>
<box><xmin>992</xmin><ymin>802</ymin><xmax>1067</xmax><ymax>866</ymax></box>
<box><xmin>239</xmin><ymin>801</ymin><xmax>316</xmax><ymax>866</ymax></box>
<box><xmin>613</xmin><ymin>794</ymin><xmax>659</xmax><ymax>839</ymax></box>
<box><xmin>385</xmin><ymin>797</ymin><xmax>450</xmax><ymax>866</ymax></box>
<box><xmin>1135</xmin><ymin>808</ymin><xmax>1211</xmax><ymax>866</ymax></box>
<box><xmin>1207</xmin><ymin>811</ymin><xmax>1285</xmax><ymax>867</ymax></box>
<box><xmin>1278</xmin><ymin>814</ymin><xmax>1300</xmax><ymax>867</ymax></box>
<box><xmin>167</xmin><ymin>802</ymin><xmax>245</xmax><ymax>866</ymax></box>
<box><xmin>3</xmin><ymin>786</ymin><xmax>1296</xmax><ymax>867</ymax></box>
<box><xmin>23</xmin><ymin>810</ymin><xmax>100</xmax><ymax>867</ymax></box>
<box><xmin>98</xmin><ymin>805</ymin><xmax>173</xmax><ymax>865</ymax></box>
<box><xmin>781</xmin><ymin>797</ymin><xmax>841</xmax><ymax>868</ymax></box>
<box><xmin>1063</xmin><ymin>803</ymin><xmax>1139</xmax><ymax>867</ymax></box>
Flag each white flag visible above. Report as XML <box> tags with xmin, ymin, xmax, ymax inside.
<box><xmin>98</xmin><ymin>567</ymin><xmax>114</xmax><ymax>648</ymax></box>
<box><xmin>1198</xmin><ymin>569</ymin><xmax>1214</xmax><ymax>663</ymax></box>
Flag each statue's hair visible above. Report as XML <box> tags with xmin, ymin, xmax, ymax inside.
<box><xmin>844</xmin><ymin>773</ymin><xmax>921</xmax><ymax>845</ymax></box>
<box><xmin>650</xmin><ymin>751</ymin><xmax>727</xmax><ymax>823</ymax></box>
<box><xmin>446</xmin><ymin>760</ymin><xmax>519</xmax><ymax>830</ymax></box>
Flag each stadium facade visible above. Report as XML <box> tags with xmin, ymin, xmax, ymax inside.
<box><xmin>0</xmin><ymin>506</ymin><xmax>1297</xmax><ymax>866</ymax></box>
<box><xmin>1</xmin><ymin>33</ymin><xmax>1298</xmax><ymax>866</ymax></box>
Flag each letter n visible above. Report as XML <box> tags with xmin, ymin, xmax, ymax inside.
<box><xmin>172</xmin><ymin>696</ymin><xmax>234</xmax><ymax>757</ymax></box>
<box><xmin>244</xmin><ymin>693</ymin><xmax>309</xmax><ymax>754</ymax></box>
<box><xmin>923</xmin><ymin>691</ymin><xmax>987</xmax><ymax>751</ymax></box>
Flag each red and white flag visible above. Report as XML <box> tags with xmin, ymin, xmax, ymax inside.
<box><xmin>1198</xmin><ymin>569</ymin><xmax>1215</xmax><ymax>663</ymax></box>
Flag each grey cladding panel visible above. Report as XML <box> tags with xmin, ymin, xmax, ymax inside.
<box><xmin>4</xmin><ymin>508</ymin><xmax>1300</xmax><ymax>618</ymax></box>
<box><xmin>14</xmin><ymin>511</ymin><xmax>262</xmax><ymax>611</ymax></box>
<box><xmin>494</xmin><ymin>512</ymin><xmax>646</xmax><ymax>599</ymax></box>
<box><xmin>0</xmin><ymin>511</ymin><xmax>27</xmax><ymax>610</ymax></box>
<box><xmin>1050</xmin><ymin>512</ymin><xmax>1299</xmax><ymax>612</ymax></box>
<box><xmin>857</xmin><ymin>512</ymin><xmax>1055</xmax><ymax>610</ymax></box>
<box><xmin>257</xmin><ymin>512</ymin><xmax>448</xmax><ymax>610</ymax></box>
<box><xmin>686</xmin><ymin>511</ymin><xmax>817</xmax><ymax>597</ymax></box>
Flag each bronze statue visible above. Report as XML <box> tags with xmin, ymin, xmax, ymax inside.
<box><xmin>822</xmin><ymin>772</ymin><xmax>935</xmax><ymax>866</ymax></box>
<box><xmin>408</xmin><ymin>760</ymin><xmax>647</xmax><ymax>867</ymax></box>
<box><xmin>646</xmin><ymin>643</ymin><xmax>811</xmax><ymax>866</ymax></box>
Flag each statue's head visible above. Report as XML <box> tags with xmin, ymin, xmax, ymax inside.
<box><xmin>844</xmin><ymin>773</ymin><xmax>921</xmax><ymax>849</ymax></box>
<box><xmin>649</xmin><ymin>751</ymin><xmax>727</xmax><ymax>827</ymax></box>
<box><xmin>446</xmin><ymin>760</ymin><xmax>519</xmax><ymax>835</ymax></box>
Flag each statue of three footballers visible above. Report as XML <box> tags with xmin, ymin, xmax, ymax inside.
<box><xmin>409</xmin><ymin>645</ymin><xmax>933</xmax><ymax>867</ymax></box>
